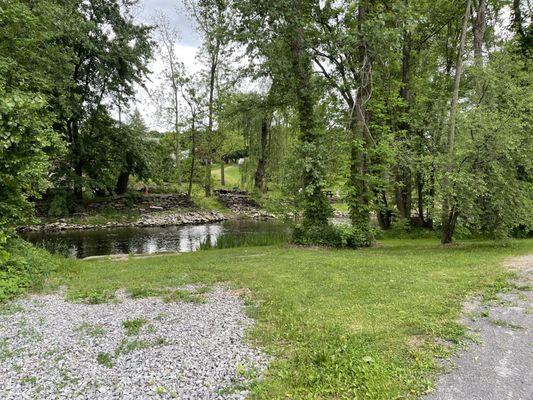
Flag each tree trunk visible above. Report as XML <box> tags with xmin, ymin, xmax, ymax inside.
<box><xmin>394</xmin><ymin>169</ymin><xmax>412</xmax><ymax>220</ymax></box>
<box><xmin>187</xmin><ymin>117</ymin><xmax>197</xmax><ymax>199</ymax></box>
<box><xmin>115</xmin><ymin>171</ymin><xmax>130</xmax><ymax>195</ymax></box>
<box><xmin>74</xmin><ymin>159</ymin><xmax>83</xmax><ymax>201</ymax></box>
<box><xmin>416</xmin><ymin>172</ymin><xmax>424</xmax><ymax>227</ymax></box>
<box><xmin>254</xmin><ymin>115</ymin><xmax>270</xmax><ymax>192</ymax></box>
<box><xmin>375</xmin><ymin>189</ymin><xmax>392</xmax><ymax>230</ymax></box>
<box><xmin>220</xmin><ymin>161</ymin><xmax>225</xmax><ymax>186</ymax></box>
<box><xmin>347</xmin><ymin>0</ymin><xmax>372</xmax><ymax>239</ymax></box>
<box><xmin>473</xmin><ymin>0</ymin><xmax>486</xmax><ymax>63</ymax></box>
<box><xmin>204</xmin><ymin>44</ymin><xmax>219</xmax><ymax>197</ymax></box>
<box><xmin>441</xmin><ymin>207</ymin><xmax>459</xmax><ymax>244</ymax></box>
<box><xmin>395</xmin><ymin>31</ymin><xmax>412</xmax><ymax>220</ymax></box>
<box><xmin>441</xmin><ymin>0</ymin><xmax>471</xmax><ymax>244</ymax></box>
<box><xmin>290</xmin><ymin>25</ymin><xmax>331</xmax><ymax>226</ymax></box>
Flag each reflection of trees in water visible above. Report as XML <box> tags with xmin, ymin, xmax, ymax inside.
<box><xmin>22</xmin><ymin>221</ymin><xmax>284</xmax><ymax>258</ymax></box>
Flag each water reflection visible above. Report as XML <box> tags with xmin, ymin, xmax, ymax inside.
<box><xmin>22</xmin><ymin>220</ymin><xmax>285</xmax><ymax>259</ymax></box>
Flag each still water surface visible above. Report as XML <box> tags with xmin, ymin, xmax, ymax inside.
<box><xmin>22</xmin><ymin>220</ymin><xmax>288</xmax><ymax>258</ymax></box>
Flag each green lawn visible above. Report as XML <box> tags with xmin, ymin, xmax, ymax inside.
<box><xmin>49</xmin><ymin>239</ymin><xmax>533</xmax><ymax>399</ymax></box>
<box><xmin>211</xmin><ymin>163</ymin><xmax>242</xmax><ymax>188</ymax></box>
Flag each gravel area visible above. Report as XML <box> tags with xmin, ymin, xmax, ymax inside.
<box><xmin>0</xmin><ymin>286</ymin><xmax>268</xmax><ymax>399</ymax></box>
<box><xmin>425</xmin><ymin>255</ymin><xmax>533</xmax><ymax>400</ymax></box>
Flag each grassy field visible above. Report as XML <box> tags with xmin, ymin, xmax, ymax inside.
<box><xmin>211</xmin><ymin>163</ymin><xmax>242</xmax><ymax>188</ymax></box>
<box><xmin>48</xmin><ymin>239</ymin><xmax>533</xmax><ymax>399</ymax></box>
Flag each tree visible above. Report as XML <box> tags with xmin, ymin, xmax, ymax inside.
<box><xmin>0</xmin><ymin>0</ymin><xmax>67</xmax><ymax>234</ymax></box>
<box><xmin>56</xmin><ymin>0</ymin><xmax>153</xmax><ymax>200</ymax></box>
<box><xmin>154</xmin><ymin>14</ymin><xmax>185</xmax><ymax>187</ymax></box>
<box><xmin>187</xmin><ymin>0</ymin><xmax>233</xmax><ymax>196</ymax></box>
<box><xmin>441</xmin><ymin>0</ymin><xmax>471</xmax><ymax>244</ymax></box>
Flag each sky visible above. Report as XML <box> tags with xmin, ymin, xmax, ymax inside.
<box><xmin>130</xmin><ymin>0</ymin><xmax>202</xmax><ymax>131</ymax></box>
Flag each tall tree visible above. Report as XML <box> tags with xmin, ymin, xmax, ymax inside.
<box><xmin>155</xmin><ymin>14</ymin><xmax>185</xmax><ymax>187</ymax></box>
<box><xmin>58</xmin><ymin>0</ymin><xmax>152</xmax><ymax>200</ymax></box>
<box><xmin>0</xmin><ymin>0</ymin><xmax>67</xmax><ymax>234</ymax></box>
<box><xmin>187</xmin><ymin>0</ymin><xmax>232</xmax><ymax>196</ymax></box>
<box><xmin>441</xmin><ymin>0</ymin><xmax>472</xmax><ymax>244</ymax></box>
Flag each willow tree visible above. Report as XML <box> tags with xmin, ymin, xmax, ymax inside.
<box><xmin>187</xmin><ymin>0</ymin><xmax>233</xmax><ymax>196</ymax></box>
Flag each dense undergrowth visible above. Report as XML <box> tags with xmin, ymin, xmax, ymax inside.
<box><xmin>0</xmin><ymin>237</ymin><xmax>62</xmax><ymax>303</ymax></box>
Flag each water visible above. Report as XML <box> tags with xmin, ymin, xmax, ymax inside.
<box><xmin>21</xmin><ymin>219</ymin><xmax>289</xmax><ymax>259</ymax></box>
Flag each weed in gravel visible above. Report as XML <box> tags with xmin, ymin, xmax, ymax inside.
<box><xmin>163</xmin><ymin>289</ymin><xmax>205</xmax><ymax>304</ymax></box>
<box><xmin>0</xmin><ymin>303</ymin><xmax>25</xmax><ymax>316</ymax></box>
<box><xmin>115</xmin><ymin>338</ymin><xmax>151</xmax><ymax>356</ymax></box>
<box><xmin>154</xmin><ymin>312</ymin><xmax>168</xmax><ymax>321</ymax></box>
<box><xmin>73</xmin><ymin>289</ymin><xmax>115</xmax><ymax>304</ymax></box>
<box><xmin>122</xmin><ymin>318</ymin><xmax>147</xmax><ymax>335</ymax></box>
<box><xmin>127</xmin><ymin>287</ymin><xmax>160</xmax><ymax>299</ymax></box>
<box><xmin>77</xmin><ymin>322</ymin><xmax>106</xmax><ymax>337</ymax></box>
<box><xmin>97</xmin><ymin>352</ymin><xmax>114</xmax><ymax>368</ymax></box>
<box><xmin>20</xmin><ymin>376</ymin><xmax>37</xmax><ymax>385</ymax></box>
<box><xmin>489</xmin><ymin>318</ymin><xmax>524</xmax><ymax>330</ymax></box>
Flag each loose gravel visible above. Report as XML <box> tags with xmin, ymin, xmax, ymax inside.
<box><xmin>0</xmin><ymin>286</ymin><xmax>268</xmax><ymax>399</ymax></box>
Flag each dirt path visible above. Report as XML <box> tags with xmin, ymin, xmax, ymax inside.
<box><xmin>425</xmin><ymin>255</ymin><xmax>533</xmax><ymax>400</ymax></box>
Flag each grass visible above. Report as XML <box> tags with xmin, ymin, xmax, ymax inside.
<box><xmin>199</xmin><ymin>231</ymin><xmax>289</xmax><ymax>250</ymax></box>
<box><xmin>66</xmin><ymin>208</ymin><xmax>140</xmax><ymax>225</ymax></box>
<box><xmin>163</xmin><ymin>289</ymin><xmax>206</xmax><ymax>304</ymax></box>
<box><xmin>48</xmin><ymin>238</ymin><xmax>533</xmax><ymax>399</ymax></box>
<box><xmin>211</xmin><ymin>163</ymin><xmax>242</xmax><ymax>189</ymax></box>
<box><xmin>122</xmin><ymin>318</ymin><xmax>147</xmax><ymax>335</ymax></box>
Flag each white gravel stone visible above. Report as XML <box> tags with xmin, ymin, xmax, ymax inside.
<box><xmin>0</xmin><ymin>286</ymin><xmax>268</xmax><ymax>399</ymax></box>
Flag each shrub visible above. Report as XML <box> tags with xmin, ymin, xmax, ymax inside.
<box><xmin>0</xmin><ymin>237</ymin><xmax>61</xmax><ymax>303</ymax></box>
<box><xmin>47</xmin><ymin>190</ymin><xmax>72</xmax><ymax>218</ymax></box>
<box><xmin>292</xmin><ymin>223</ymin><xmax>373</xmax><ymax>248</ymax></box>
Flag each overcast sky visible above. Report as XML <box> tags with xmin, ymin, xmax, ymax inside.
<box><xmin>130</xmin><ymin>0</ymin><xmax>202</xmax><ymax>131</ymax></box>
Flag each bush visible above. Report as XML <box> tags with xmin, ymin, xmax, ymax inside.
<box><xmin>48</xmin><ymin>191</ymin><xmax>69</xmax><ymax>218</ymax></box>
<box><xmin>292</xmin><ymin>223</ymin><xmax>373</xmax><ymax>248</ymax></box>
<box><xmin>0</xmin><ymin>237</ymin><xmax>61</xmax><ymax>303</ymax></box>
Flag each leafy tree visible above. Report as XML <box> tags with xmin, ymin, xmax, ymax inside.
<box><xmin>54</xmin><ymin>0</ymin><xmax>153</xmax><ymax>200</ymax></box>
<box><xmin>0</xmin><ymin>0</ymin><xmax>67</xmax><ymax>236</ymax></box>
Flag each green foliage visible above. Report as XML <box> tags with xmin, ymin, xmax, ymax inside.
<box><xmin>0</xmin><ymin>0</ymin><xmax>66</xmax><ymax>230</ymax></box>
<box><xmin>70</xmin><ymin>289</ymin><xmax>116</xmax><ymax>305</ymax></box>
<box><xmin>293</xmin><ymin>223</ymin><xmax>374</xmax><ymax>248</ymax></box>
<box><xmin>199</xmin><ymin>231</ymin><xmax>289</xmax><ymax>250</ymax></box>
<box><xmin>97</xmin><ymin>352</ymin><xmax>114</xmax><ymax>368</ymax></box>
<box><xmin>122</xmin><ymin>318</ymin><xmax>147</xmax><ymax>335</ymax></box>
<box><xmin>163</xmin><ymin>289</ymin><xmax>205</xmax><ymax>304</ymax></box>
<box><xmin>47</xmin><ymin>190</ymin><xmax>74</xmax><ymax>218</ymax></box>
<box><xmin>0</xmin><ymin>238</ymin><xmax>60</xmax><ymax>303</ymax></box>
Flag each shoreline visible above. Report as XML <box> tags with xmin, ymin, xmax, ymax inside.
<box><xmin>18</xmin><ymin>208</ymin><xmax>276</xmax><ymax>233</ymax></box>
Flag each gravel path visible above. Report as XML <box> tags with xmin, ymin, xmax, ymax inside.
<box><xmin>426</xmin><ymin>255</ymin><xmax>533</xmax><ymax>400</ymax></box>
<box><xmin>0</xmin><ymin>286</ymin><xmax>268</xmax><ymax>399</ymax></box>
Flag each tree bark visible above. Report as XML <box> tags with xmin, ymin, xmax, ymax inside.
<box><xmin>290</xmin><ymin>25</ymin><xmax>331</xmax><ymax>226</ymax></box>
<box><xmin>416</xmin><ymin>172</ymin><xmax>424</xmax><ymax>226</ymax></box>
<box><xmin>220</xmin><ymin>161</ymin><xmax>225</xmax><ymax>186</ymax></box>
<box><xmin>441</xmin><ymin>0</ymin><xmax>471</xmax><ymax>244</ymax></box>
<box><xmin>473</xmin><ymin>0</ymin><xmax>486</xmax><ymax>63</ymax></box>
<box><xmin>254</xmin><ymin>114</ymin><xmax>270</xmax><ymax>192</ymax></box>
<box><xmin>347</xmin><ymin>0</ymin><xmax>372</xmax><ymax>236</ymax></box>
<box><xmin>204</xmin><ymin>45</ymin><xmax>219</xmax><ymax>197</ymax></box>
<box><xmin>375</xmin><ymin>189</ymin><xmax>392</xmax><ymax>230</ymax></box>
<box><xmin>115</xmin><ymin>171</ymin><xmax>129</xmax><ymax>195</ymax></box>
<box><xmin>395</xmin><ymin>31</ymin><xmax>412</xmax><ymax>220</ymax></box>
<box><xmin>187</xmin><ymin>115</ymin><xmax>197</xmax><ymax>199</ymax></box>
